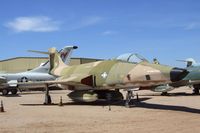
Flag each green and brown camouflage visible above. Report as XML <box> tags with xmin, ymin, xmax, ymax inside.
<box><xmin>17</xmin><ymin>47</ymin><xmax>189</xmax><ymax>103</ymax></box>
<box><xmin>48</xmin><ymin>48</ymin><xmax>188</xmax><ymax>90</ymax></box>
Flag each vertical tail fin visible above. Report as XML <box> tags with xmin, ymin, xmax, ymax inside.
<box><xmin>28</xmin><ymin>45</ymin><xmax>78</xmax><ymax>73</ymax></box>
<box><xmin>177</xmin><ymin>58</ymin><xmax>197</xmax><ymax>68</ymax></box>
<box><xmin>60</xmin><ymin>46</ymin><xmax>78</xmax><ymax>64</ymax></box>
<box><xmin>49</xmin><ymin>47</ymin><xmax>68</xmax><ymax>76</ymax></box>
<box><xmin>185</xmin><ymin>58</ymin><xmax>196</xmax><ymax>67</ymax></box>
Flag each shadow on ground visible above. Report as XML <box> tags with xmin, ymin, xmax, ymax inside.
<box><xmin>20</xmin><ymin>97</ymin><xmax>200</xmax><ymax>114</ymax></box>
<box><xmin>141</xmin><ymin>92</ymin><xmax>200</xmax><ymax>97</ymax></box>
<box><xmin>0</xmin><ymin>94</ymin><xmax>21</xmax><ymax>97</ymax></box>
<box><xmin>131</xmin><ymin>101</ymin><xmax>200</xmax><ymax>114</ymax></box>
<box><xmin>20</xmin><ymin>98</ymin><xmax>150</xmax><ymax>106</ymax></box>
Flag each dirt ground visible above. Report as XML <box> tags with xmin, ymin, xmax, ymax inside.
<box><xmin>0</xmin><ymin>87</ymin><xmax>200</xmax><ymax>133</ymax></box>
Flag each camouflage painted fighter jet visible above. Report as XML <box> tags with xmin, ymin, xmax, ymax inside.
<box><xmin>0</xmin><ymin>46</ymin><xmax>77</xmax><ymax>95</ymax></box>
<box><xmin>19</xmin><ymin>48</ymin><xmax>189</xmax><ymax>106</ymax></box>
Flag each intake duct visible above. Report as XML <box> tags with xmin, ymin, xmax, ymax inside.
<box><xmin>170</xmin><ymin>67</ymin><xmax>189</xmax><ymax>82</ymax></box>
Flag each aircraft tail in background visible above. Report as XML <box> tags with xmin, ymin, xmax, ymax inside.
<box><xmin>29</xmin><ymin>45</ymin><xmax>78</xmax><ymax>73</ymax></box>
<box><xmin>177</xmin><ymin>58</ymin><xmax>198</xmax><ymax>67</ymax></box>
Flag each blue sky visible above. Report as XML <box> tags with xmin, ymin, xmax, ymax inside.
<box><xmin>0</xmin><ymin>0</ymin><xmax>200</xmax><ymax>67</ymax></box>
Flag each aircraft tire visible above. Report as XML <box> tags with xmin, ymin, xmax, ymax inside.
<box><xmin>193</xmin><ymin>85</ymin><xmax>200</xmax><ymax>95</ymax></box>
<box><xmin>161</xmin><ymin>92</ymin><xmax>168</xmax><ymax>96</ymax></box>
<box><xmin>193</xmin><ymin>88</ymin><xmax>200</xmax><ymax>95</ymax></box>
<box><xmin>2</xmin><ymin>89</ymin><xmax>9</xmax><ymax>95</ymax></box>
<box><xmin>11</xmin><ymin>89</ymin><xmax>18</xmax><ymax>95</ymax></box>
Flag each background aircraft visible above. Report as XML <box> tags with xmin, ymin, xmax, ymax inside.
<box><xmin>19</xmin><ymin>48</ymin><xmax>189</xmax><ymax>107</ymax></box>
<box><xmin>0</xmin><ymin>46</ymin><xmax>78</xmax><ymax>95</ymax></box>
<box><xmin>180</xmin><ymin>58</ymin><xmax>200</xmax><ymax>94</ymax></box>
<box><xmin>177</xmin><ymin>58</ymin><xmax>200</xmax><ymax>67</ymax></box>
<box><xmin>151</xmin><ymin>58</ymin><xmax>200</xmax><ymax>95</ymax></box>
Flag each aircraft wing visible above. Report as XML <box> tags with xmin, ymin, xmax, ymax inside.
<box><xmin>17</xmin><ymin>75</ymin><xmax>172</xmax><ymax>90</ymax></box>
<box><xmin>103</xmin><ymin>80</ymin><xmax>171</xmax><ymax>90</ymax></box>
<box><xmin>17</xmin><ymin>74</ymin><xmax>95</xmax><ymax>89</ymax></box>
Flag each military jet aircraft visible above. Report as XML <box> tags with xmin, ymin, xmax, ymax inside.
<box><xmin>177</xmin><ymin>58</ymin><xmax>199</xmax><ymax>67</ymax></box>
<box><xmin>177</xmin><ymin>58</ymin><xmax>200</xmax><ymax>94</ymax></box>
<box><xmin>0</xmin><ymin>46</ymin><xmax>78</xmax><ymax>95</ymax></box>
<box><xmin>18</xmin><ymin>48</ymin><xmax>189</xmax><ymax>107</ymax></box>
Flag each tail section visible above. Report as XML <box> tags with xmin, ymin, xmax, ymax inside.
<box><xmin>185</xmin><ymin>58</ymin><xmax>197</xmax><ymax>67</ymax></box>
<box><xmin>59</xmin><ymin>46</ymin><xmax>78</xmax><ymax>64</ymax></box>
<box><xmin>49</xmin><ymin>47</ymin><xmax>68</xmax><ymax>76</ymax></box>
<box><xmin>29</xmin><ymin>45</ymin><xmax>78</xmax><ymax>73</ymax></box>
<box><xmin>177</xmin><ymin>58</ymin><xmax>197</xmax><ymax>67</ymax></box>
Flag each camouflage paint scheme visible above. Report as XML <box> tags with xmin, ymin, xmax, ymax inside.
<box><xmin>48</xmin><ymin>48</ymin><xmax>185</xmax><ymax>90</ymax></box>
<box><xmin>18</xmin><ymin>47</ymin><xmax>189</xmax><ymax>103</ymax></box>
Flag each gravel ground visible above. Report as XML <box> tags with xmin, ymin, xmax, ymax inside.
<box><xmin>0</xmin><ymin>87</ymin><xmax>200</xmax><ymax>133</ymax></box>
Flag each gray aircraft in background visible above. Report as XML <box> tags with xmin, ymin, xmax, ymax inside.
<box><xmin>0</xmin><ymin>45</ymin><xmax>78</xmax><ymax>95</ymax></box>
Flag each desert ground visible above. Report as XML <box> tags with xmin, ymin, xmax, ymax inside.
<box><xmin>0</xmin><ymin>87</ymin><xmax>200</xmax><ymax>133</ymax></box>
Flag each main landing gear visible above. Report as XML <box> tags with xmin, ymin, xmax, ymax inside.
<box><xmin>43</xmin><ymin>84</ymin><xmax>52</xmax><ymax>105</ymax></box>
<box><xmin>161</xmin><ymin>92</ymin><xmax>168</xmax><ymax>96</ymax></box>
<box><xmin>125</xmin><ymin>90</ymin><xmax>135</xmax><ymax>108</ymax></box>
<box><xmin>193</xmin><ymin>88</ymin><xmax>200</xmax><ymax>95</ymax></box>
<box><xmin>192</xmin><ymin>84</ymin><xmax>200</xmax><ymax>95</ymax></box>
<box><xmin>1</xmin><ymin>88</ymin><xmax>18</xmax><ymax>95</ymax></box>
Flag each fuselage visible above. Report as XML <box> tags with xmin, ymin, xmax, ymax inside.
<box><xmin>0</xmin><ymin>64</ymin><xmax>55</xmax><ymax>89</ymax></box>
<box><xmin>0</xmin><ymin>72</ymin><xmax>55</xmax><ymax>83</ymax></box>
<box><xmin>56</xmin><ymin>60</ymin><xmax>186</xmax><ymax>89</ymax></box>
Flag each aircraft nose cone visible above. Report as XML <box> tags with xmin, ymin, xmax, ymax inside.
<box><xmin>170</xmin><ymin>67</ymin><xmax>189</xmax><ymax>82</ymax></box>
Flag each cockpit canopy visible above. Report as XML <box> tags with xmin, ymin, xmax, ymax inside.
<box><xmin>114</xmin><ymin>53</ymin><xmax>148</xmax><ymax>64</ymax></box>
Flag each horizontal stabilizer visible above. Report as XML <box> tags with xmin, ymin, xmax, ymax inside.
<box><xmin>28</xmin><ymin>50</ymin><xmax>49</xmax><ymax>55</ymax></box>
<box><xmin>176</xmin><ymin>58</ymin><xmax>197</xmax><ymax>67</ymax></box>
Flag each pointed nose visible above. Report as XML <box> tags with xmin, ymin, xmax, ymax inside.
<box><xmin>170</xmin><ymin>67</ymin><xmax>189</xmax><ymax>82</ymax></box>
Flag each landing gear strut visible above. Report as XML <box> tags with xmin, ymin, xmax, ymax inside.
<box><xmin>125</xmin><ymin>90</ymin><xmax>134</xmax><ymax>108</ymax></box>
<box><xmin>193</xmin><ymin>88</ymin><xmax>200</xmax><ymax>95</ymax></box>
<box><xmin>161</xmin><ymin>92</ymin><xmax>168</xmax><ymax>96</ymax></box>
<box><xmin>10</xmin><ymin>89</ymin><xmax>18</xmax><ymax>95</ymax></box>
<box><xmin>192</xmin><ymin>85</ymin><xmax>200</xmax><ymax>95</ymax></box>
<box><xmin>44</xmin><ymin>84</ymin><xmax>52</xmax><ymax>105</ymax></box>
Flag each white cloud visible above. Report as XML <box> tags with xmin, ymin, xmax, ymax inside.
<box><xmin>102</xmin><ymin>30</ymin><xmax>117</xmax><ymax>35</ymax></box>
<box><xmin>184</xmin><ymin>22</ymin><xmax>200</xmax><ymax>30</ymax></box>
<box><xmin>67</xmin><ymin>16</ymin><xmax>103</xmax><ymax>31</ymax></box>
<box><xmin>5</xmin><ymin>16</ymin><xmax>60</xmax><ymax>32</ymax></box>
<box><xmin>81</xmin><ymin>16</ymin><xmax>103</xmax><ymax>26</ymax></box>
